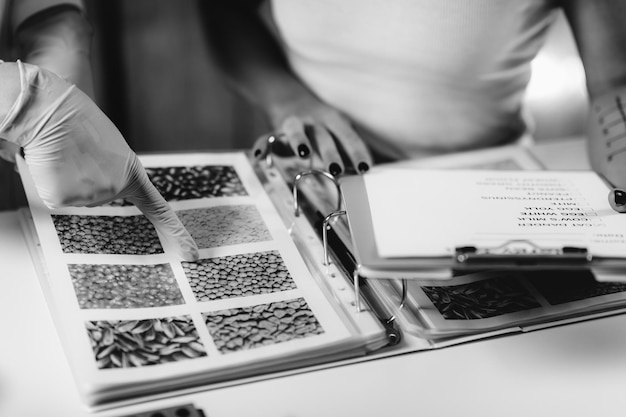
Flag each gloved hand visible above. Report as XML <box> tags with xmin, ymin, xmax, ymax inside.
<box><xmin>0</xmin><ymin>61</ymin><xmax>199</xmax><ymax>261</ymax></box>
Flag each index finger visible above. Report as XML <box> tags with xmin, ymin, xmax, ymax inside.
<box><xmin>122</xmin><ymin>162</ymin><xmax>199</xmax><ymax>261</ymax></box>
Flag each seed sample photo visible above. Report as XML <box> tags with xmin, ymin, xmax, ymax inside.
<box><xmin>52</xmin><ymin>214</ymin><xmax>163</xmax><ymax>255</ymax></box>
<box><xmin>421</xmin><ymin>275</ymin><xmax>542</xmax><ymax>320</ymax></box>
<box><xmin>68</xmin><ymin>263</ymin><xmax>183</xmax><ymax>309</ymax></box>
<box><xmin>203</xmin><ymin>298</ymin><xmax>324</xmax><ymax>353</ymax></box>
<box><xmin>108</xmin><ymin>165</ymin><xmax>248</xmax><ymax>206</ymax></box>
<box><xmin>86</xmin><ymin>316</ymin><xmax>206</xmax><ymax>369</ymax></box>
<box><xmin>177</xmin><ymin>205</ymin><xmax>272</xmax><ymax>249</ymax></box>
<box><xmin>182</xmin><ymin>250</ymin><xmax>296</xmax><ymax>302</ymax></box>
<box><xmin>527</xmin><ymin>270</ymin><xmax>626</xmax><ymax>305</ymax></box>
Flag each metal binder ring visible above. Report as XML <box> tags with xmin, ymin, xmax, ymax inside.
<box><xmin>386</xmin><ymin>279</ymin><xmax>407</xmax><ymax>324</ymax></box>
<box><xmin>322</xmin><ymin>210</ymin><xmax>347</xmax><ymax>266</ymax></box>
<box><xmin>293</xmin><ymin>169</ymin><xmax>342</xmax><ymax>217</ymax></box>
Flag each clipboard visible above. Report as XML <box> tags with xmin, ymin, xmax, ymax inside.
<box><xmin>339</xmin><ymin>169</ymin><xmax>626</xmax><ymax>284</ymax></box>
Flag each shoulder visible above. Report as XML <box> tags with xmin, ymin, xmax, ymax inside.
<box><xmin>10</xmin><ymin>0</ymin><xmax>84</xmax><ymax>33</ymax></box>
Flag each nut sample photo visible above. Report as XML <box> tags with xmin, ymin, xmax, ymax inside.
<box><xmin>68</xmin><ymin>263</ymin><xmax>184</xmax><ymax>309</ymax></box>
<box><xmin>108</xmin><ymin>165</ymin><xmax>249</xmax><ymax>206</ymax></box>
<box><xmin>203</xmin><ymin>298</ymin><xmax>324</xmax><ymax>353</ymax></box>
<box><xmin>182</xmin><ymin>250</ymin><xmax>296</xmax><ymax>302</ymax></box>
<box><xmin>87</xmin><ymin>316</ymin><xmax>206</xmax><ymax>369</ymax></box>
<box><xmin>52</xmin><ymin>214</ymin><xmax>163</xmax><ymax>255</ymax></box>
<box><xmin>421</xmin><ymin>275</ymin><xmax>541</xmax><ymax>320</ymax></box>
<box><xmin>177</xmin><ymin>205</ymin><xmax>272</xmax><ymax>249</ymax></box>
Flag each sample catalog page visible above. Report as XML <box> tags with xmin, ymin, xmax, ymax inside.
<box><xmin>18</xmin><ymin>152</ymin><xmax>380</xmax><ymax>407</ymax></box>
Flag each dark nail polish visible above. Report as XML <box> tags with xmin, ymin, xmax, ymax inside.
<box><xmin>329</xmin><ymin>163</ymin><xmax>342</xmax><ymax>176</ymax></box>
<box><xmin>358</xmin><ymin>162</ymin><xmax>370</xmax><ymax>173</ymax></box>
<box><xmin>254</xmin><ymin>148</ymin><xmax>262</xmax><ymax>157</ymax></box>
<box><xmin>615</xmin><ymin>189</ymin><xmax>626</xmax><ymax>206</ymax></box>
<box><xmin>297</xmin><ymin>144</ymin><xmax>310</xmax><ymax>158</ymax></box>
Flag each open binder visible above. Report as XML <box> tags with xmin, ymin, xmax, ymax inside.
<box><xmin>17</xmin><ymin>140</ymin><xmax>626</xmax><ymax>411</ymax></box>
<box><xmin>271</xmin><ymin>142</ymin><xmax>626</xmax><ymax>345</ymax></box>
<box><xmin>17</xmin><ymin>152</ymin><xmax>389</xmax><ymax>410</ymax></box>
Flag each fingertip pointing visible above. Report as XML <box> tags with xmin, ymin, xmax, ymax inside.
<box><xmin>180</xmin><ymin>246</ymin><xmax>200</xmax><ymax>262</ymax></box>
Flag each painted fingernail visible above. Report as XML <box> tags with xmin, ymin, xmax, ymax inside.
<box><xmin>329</xmin><ymin>163</ymin><xmax>342</xmax><ymax>176</ymax></box>
<box><xmin>254</xmin><ymin>148</ymin><xmax>262</xmax><ymax>158</ymax></box>
<box><xmin>358</xmin><ymin>162</ymin><xmax>370</xmax><ymax>173</ymax></box>
<box><xmin>181</xmin><ymin>242</ymin><xmax>200</xmax><ymax>261</ymax></box>
<box><xmin>609</xmin><ymin>189</ymin><xmax>626</xmax><ymax>213</ymax></box>
<box><xmin>616</xmin><ymin>189</ymin><xmax>626</xmax><ymax>206</ymax></box>
<box><xmin>297</xmin><ymin>144</ymin><xmax>310</xmax><ymax>158</ymax></box>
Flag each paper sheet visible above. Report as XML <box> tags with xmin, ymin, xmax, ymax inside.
<box><xmin>365</xmin><ymin>169</ymin><xmax>626</xmax><ymax>258</ymax></box>
<box><xmin>18</xmin><ymin>152</ymin><xmax>371</xmax><ymax>406</ymax></box>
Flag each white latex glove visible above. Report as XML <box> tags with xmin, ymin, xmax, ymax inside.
<box><xmin>0</xmin><ymin>61</ymin><xmax>199</xmax><ymax>261</ymax></box>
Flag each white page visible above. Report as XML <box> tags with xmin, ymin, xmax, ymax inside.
<box><xmin>18</xmin><ymin>152</ymin><xmax>368</xmax><ymax>406</ymax></box>
<box><xmin>365</xmin><ymin>169</ymin><xmax>626</xmax><ymax>258</ymax></box>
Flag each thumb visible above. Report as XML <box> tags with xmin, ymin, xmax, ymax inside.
<box><xmin>123</xmin><ymin>157</ymin><xmax>199</xmax><ymax>261</ymax></box>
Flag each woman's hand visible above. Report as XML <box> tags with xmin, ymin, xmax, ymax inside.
<box><xmin>253</xmin><ymin>88</ymin><xmax>373</xmax><ymax>176</ymax></box>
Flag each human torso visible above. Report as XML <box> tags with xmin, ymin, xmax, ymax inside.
<box><xmin>268</xmin><ymin>0</ymin><xmax>560</xmax><ymax>159</ymax></box>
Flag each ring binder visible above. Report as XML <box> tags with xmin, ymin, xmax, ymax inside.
<box><xmin>321</xmin><ymin>210</ymin><xmax>409</xmax><ymax>317</ymax></box>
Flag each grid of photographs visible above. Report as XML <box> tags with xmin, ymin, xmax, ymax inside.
<box><xmin>36</xmin><ymin>154</ymin><xmax>335</xmax><ymax>371</ymax></box>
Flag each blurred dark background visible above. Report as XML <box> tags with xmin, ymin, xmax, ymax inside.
<box><xmin>87</xmin><ymin>0</ymin><xmax>268</xmax><ymax>151</ymax></box>
<box><xmin>0</xmin><ymin>0</ymin><xmax>587</xmax><ymax>210</ymax></box>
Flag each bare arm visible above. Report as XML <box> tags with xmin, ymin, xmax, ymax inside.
<box><xmin>561</xmin><ymin>0</ymin><xmax>626</xmax><ymax>98</ymax></box>
<box><xmin>15</xmin><ymin>5</ymin><xmax>94</xmax><ymax>97</ymax></box>
<box><xmin>199</xmin><ymin>1</ymin><xmax>304</xmax><ymax>117</ymax></box>
<box><xmin>199</xmin><ymin>1</ymin><xmax>372</xmax><ymax>175</ymax></box>
<box><xmin>1</xmin><ymin>5</ymin><xmax>94</xmax><ymax>161</ymax></box>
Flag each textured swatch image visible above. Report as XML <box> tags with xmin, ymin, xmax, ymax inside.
<box><xmin>108</xmin><ymin>165</ymin><xmax>248</xmax><ymax>206</ymax></box>
<box><xmin>527</xmin><ymin>270</ymin><xmax>626</xmax><ymax>305</ymax></box>
<box><xmin>52</xmin><ymin>214</ymin><xmax>163</xmax><ymax>255</ymax></box>
<box><xmin>68</xmin><ymin>263</ymin><xmax>183</xmax><ymax>309</ymax></box>
<box><xmin>177</xmin><ymin>205</ymin><xmax>272</xmax><ymax>249</ymax></box>
<box><xmin>203</xmin><ymin>298</ymin><xmax>324</xmax><ymax>353</ymax></box>
<box><xmin>182</xmin><ymin>251</ymin><xmax>296</xmax><ymax>301</ymax></box>
<box><xmin>422</xmin><ymin>275</ymin><xmax>541</xmax><ymax>320</ymax></box>
<box><xmin>86</xmin><ymin>316</ymin><xmax>206</xmax><ymax>369</ymax></box>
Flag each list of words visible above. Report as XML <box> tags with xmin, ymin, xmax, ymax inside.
<box><xmin>475</xmin><ymin>174</ymin><xmax>626</xmax><ymax>246</ymax></box>
<box><xmin>366</xmin><ymin>169</ymin><xmax>626</xmax><ymax>258</ymax></box>
<box><xmin>477</xmin><ymin>176</ymin><xmax>596</xmax><ymax>227</ymax></box>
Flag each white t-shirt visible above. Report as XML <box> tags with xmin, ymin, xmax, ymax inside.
<box><xmin>268</xmin><ymin>0</ymin><xmax>560</xmax><ymax>159</ymax></box>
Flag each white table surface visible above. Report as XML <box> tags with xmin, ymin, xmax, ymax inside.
<box><xmin>3</xmin><ymin>138</ymin><xmax>626</xmax><ymax>417</ymax></box>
